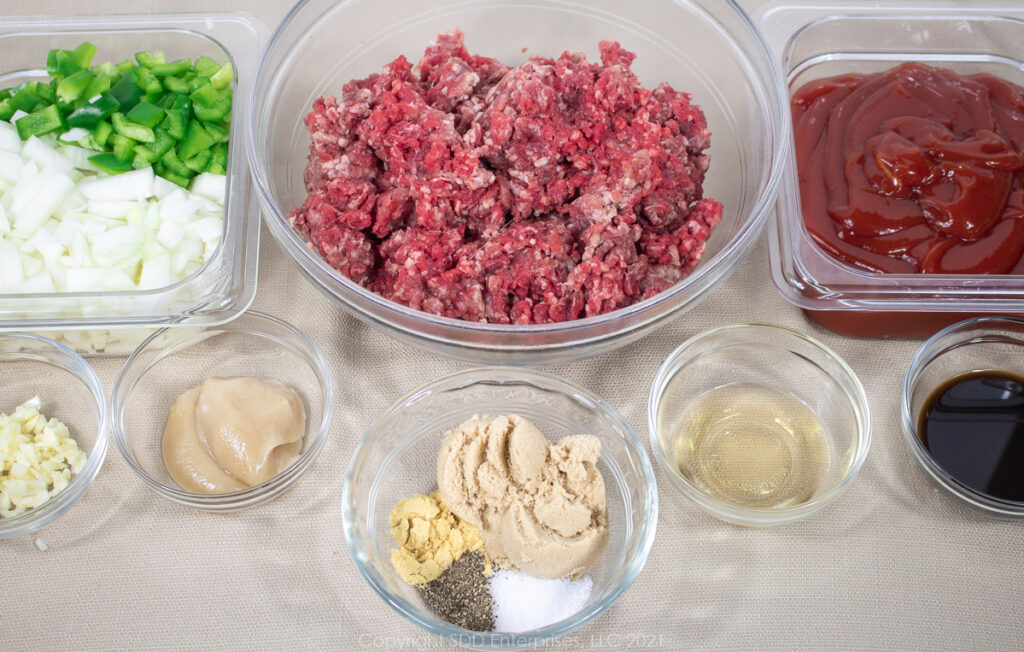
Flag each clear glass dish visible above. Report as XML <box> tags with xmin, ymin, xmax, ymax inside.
<box><xmin>342</xmin><ymin>367</ymin><xmax>658</xmax><ymax>649</ymax></box>
<box><xmin>0</xmin><ymin>333</ymin><xmax>108</xmax><ymax>539</ymax></box>
<box><xmin>247</xmin><ymin>0</ymin><xmax>789</xmax><ymax>364</ymax></box>
<box><xmin>649</xmin><ymin>323</ymin><xmax>871</xmax><ymax>526</ymax></box>
<box><xmin>755</xmin><ymin>1</ymin><xmax>1024</xmax><ymax>337</ymax></box>
<box><xmin>110</xmin><ymin>311</ymin><xmax>332</xmax><ymax>511</ymax></box>
<box><xmin>0</xmin><ymin>13</ymin><xmax>267</xmax><ymax>353</ymax></box>
<box><xmin>902</xmin><ymin>316</ymin><xmax>1024</xmax><ymax>517</ymax></box>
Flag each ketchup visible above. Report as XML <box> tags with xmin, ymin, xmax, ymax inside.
<box><xmin>792</xmin><ymin>63</ymin><xmax>1024</xmax><ymax>274</ymax></box>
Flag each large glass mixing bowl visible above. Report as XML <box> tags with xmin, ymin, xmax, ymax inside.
<box><xmin>247</xmin><ymin>0</ymin><xmax>788</xmax><ymax>364</ymax></box>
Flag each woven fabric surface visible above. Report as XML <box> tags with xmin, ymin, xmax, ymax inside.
<box><xmin>5</xmin><ymin>1</ymin><xmax>1024</xmax><ymax>650</ymax></box>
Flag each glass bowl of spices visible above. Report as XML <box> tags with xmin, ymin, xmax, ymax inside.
<box><xmin>343</xmin><ymin>367</ymin><xmax>658</xmax><ymax>649</ymax></box>
<box><xmin>110</xmin><ymin>311</ymin><xmax>331</xmax><ymax>511</ymax></box>
<box><xmin>649</xmin><ymin>323</ymin><xmax>871</xmax><ymax>526</ymax></box>
<box><xmin>902</xmin><ymin>316</ymin><xmax>1024</xmax><ymax>517</ymax></box>
<box><xmin>0</xmin><ymin>333</ymin><xmax>108</xmax><ymax>539</ymax></box>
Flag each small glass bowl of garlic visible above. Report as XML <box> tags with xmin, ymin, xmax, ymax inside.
<box><xmin>0</xmin><ymin>333</ymin><xmax>108</xmax><ymax>539</ymax></box>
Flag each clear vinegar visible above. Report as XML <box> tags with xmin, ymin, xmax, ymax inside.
<box><xmin>671</xmin><ymin>383</ymin><xmax>831</xmax><ymax>509</ymax></box>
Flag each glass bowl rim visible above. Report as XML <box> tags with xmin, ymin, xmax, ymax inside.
<box><xmin>341</xmin><ymin>365</ymin><xmax>659</xmax><ymax>646</ymax></box>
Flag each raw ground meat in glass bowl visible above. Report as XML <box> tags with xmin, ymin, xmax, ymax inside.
<box><xmin>288</xmin><ymin>30</ymin><xmax>723</xmax><ymax>325</ymax></box>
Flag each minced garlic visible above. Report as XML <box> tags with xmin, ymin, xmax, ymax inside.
<box><xmin>0</xmin><ymin>397</ymin><xmax>86</xmax><ymax>518</ymax></box>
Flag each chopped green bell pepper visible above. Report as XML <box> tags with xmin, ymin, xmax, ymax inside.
<box><xmin>92</xmin><ymin>119</ymin><xmax>114</xmax><ymax>147</ymax></box>
<box><xmin>135</xmin><ymin>51</ymin><xmax>165</xmax><ymax>69</ymax></box>
<box><xmin>108</xmin><ymin>72</ymin><xmax>142</xmax><ymax>111</ymax></box>
<box><xmin>151</xmin><ymin>58</ymin><xmax>192</xmax><ymax>77</ymax></box>
<box><xmin>72</xmin><ymin>42</ymin><xmax>98</xmax><ymax>71</ymax></box>
<box><xmin>56</xmin><ymin>69</ymin><xmax>97</xmax><ymax>104</ymax></box>
<box><xmin>126</xmin><ymin>101</ymin><xmax>164</xmax><ymax>129</ymax></box>
<box><xmin>66</xmin><ymin>93</ymin><xmax>119</xmax><ymax>128</ymax></box>
<box><xmin>112</xmin><ymin>111</ymin><xmax>154</xmax><ymax>143</ymax></box>
<box><xmin>183</xmin><ymin>148</ymin><xmax>212</xmax><ymax>173</ymax></box>
<box><xmin>110</xmin><ymin>133</ymin><xmax>137</xmax><ymax>162</ymax></box>
<box><xmin>177</xmin><ymin>121</ymin><xmax>214</xmax><ymax>161</ymax></box>
<box><xmin>210</xmin><ymin>62</ymin><xmax>233</xmax><ymax>90</ymax></box>
<box><xmin>88</xmin><ymin>152</ymin><xmax>132</xmax><ymax>174</ymax></box>
<box><xmin>160</xmin><ymin>148</ymin><xmax>192</xmax><ymax>177</ymax></box>
<box><xmin>15</xmin><ymin>104</ymin><xmax>64</xmax><ymax>139</ymax></box>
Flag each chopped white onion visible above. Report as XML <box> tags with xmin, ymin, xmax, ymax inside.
<box><xmin>0</xmin><ymin>122</ymin><xmax>226</xmax><ymax>299</ymax></box>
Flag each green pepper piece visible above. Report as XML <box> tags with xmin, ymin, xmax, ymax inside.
<box><xmin>109</xmin><ymin>72</ymin><xmax>142</xmax><ymax>111</ymax></box>
<box><xmin>210</xmin><ymin>62</ymin><xmax>234</xmax><ymax>90</ymax></box>
<box><xmin>111</xmin><ymin>112</ymin><xmax>155</xmax><ymax>143</ymax></box>
<box><xmin>126</xmin><ymin>101</ymin><xmax>164</xmax><ymax>129</ymax></box>
<box><xmin>135</xmin><ymin>127</ymin><xmax>175</xmax><ymax>162</ymax></box>
<box><xmin>46</xmin><ymin>49</ymin><xmax>80</xmax><ymax>78</ymax></box>
<box><xmin>57</xmin><ymin>69</ymin><xmax>97</xmax><ymax>104</ymax></box>
<box><xmin>183</xmin><ymin>148</ymin><xmax>212</xmax><ymax>173</ymax></box>
<box><xmin>92</xmin><ymin>119</ymin><xmax>114</xmax><ymax>147</ymax></box>
<box><xmin>189</xmin><ymin>83</ymin><xmax>232</xmax><ymax>122</ymax></box>
<box><xmin>82</xmin><ymin>73</ymin><xmax>112</xmax><ymax>102</ymax></box>
<box><xmin>45</xmin><ymin>49</ymin><xmax>65</xmax><ymax>77</ymax></box>
<box><xmin>38</xmin><ymin>80</ymin><xmax>57</xmax><ymax>105</ymax></box>
<box><xmin>187</xmin><ymin>75</ymin><xmax>211</xmax><ymax>93</ymax></box>
<box><xmin>162</xmin><ymin>75</ymin><xmax>189</xmax><ymax>94</ymax></box>
<box><xmin>88</xmin><ymin>152</ymin><xmax>132</xmax><ymax>174</ymax></box>
<box><xmin>161</xmin><ymin>95</ymin><xmax>190</xmax><ymax>140</ymax></box>
<box><xmin>131</xmin><ymin>150</ymin><xmax>155</xmax><ymax>169</ymax></box>
<box><xmin>160</xmin><ymin>169</ymin><xmax>192</xmax><ymax>188</ymax></box>
<box><xmin>92</xmin><ymin>61</ymin><xmax>117</xmax><ymax>79</ymax></box>
<box><xmin>194</xmin><ymin>56</ymin><xmax>220</xmax><ymax>78</ymax></box>
<box><xmin>178</xmin><ymin>121</ymin><xmax>215</xmax><ymax>161</ymax></box>
<box><xmin>207</xmin><ymin>141</ymin><xmax>226</xmax><ymax>169</ymax></box>
<box><xmin>0</xmin><ymin>99</ymin><xmax>14</xmax><ymax>122</ymax></box>
<box><xmin>203</xmin><ymin>121</ymin><xmax>229</xmax><ymax>143</ymax></box>
<box><xmin>192</xmin><ymin>99</ymin><xmax>231</xmax><ymax>122</ymax></box>
<box><xmin>110</xmin><ymin>133</ymin><xmax>136</xmax><ymax>162</ymax></box>
<box><xmin>72</xmin><ymin>42</ymin><xmax>98</xmax><ymax>71</ymax></box>
<box><xmin>155</xmin><ymin>93</ymin><xmax>177</xmax><ymax>110</ymax></box>
<box><xmin>115</xmin><ymin>58</ymin><xmax>134</xmax><ymax>73</ymax></box>
<box><xmin>135</xmin><ymin>51</ymin><xmax>166</xmax><ymax>69</ymax></box>
<box><xmin>66</xmin><ymin>93</ymin><xmax>119</xmax><ymax>128</ymax></box>
<box><xmin>160</xmin><ymin>148</ymin><xmax>192</xmax><ymax>177</ymax></box>
<box><xmin>9</xmin><ymin>82</ymin><xmax>41</xmax><ymax>113</ymax></box>
<box><xmin>15</xmin><ymin>104</ymin><xmax>64</xmax><ymax>139</ymax></box>
<box><xmin>133</xmin><ymin>67</ymin><xmax>162</xmax><ymax>95</ymax></box>
<box><xmin>151</xmin><ymin>58</ymin><xmax>192</xmax><ymax>77</ymax></box>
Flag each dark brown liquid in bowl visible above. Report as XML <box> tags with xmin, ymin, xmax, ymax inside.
<box><xmin>919</xmin><ymin>371</ymin><xmax>1024</xmax><ymax>503</ymax></box>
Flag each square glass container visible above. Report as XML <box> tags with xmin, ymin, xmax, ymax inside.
<box><xmin>755</xmin><ymin>2</ymin><xmax>1024</xmax><ymax>337</ymax></box>
<box><xmin>0</xmin><ymin>13</ymin><xmax>265</xmax><ymax>352</ymax></box>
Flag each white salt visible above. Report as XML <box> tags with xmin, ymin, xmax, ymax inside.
<box><xmin>489</xmin><ymin>569</ymin><xmax>593</xmax><ymax>632</ymax></box>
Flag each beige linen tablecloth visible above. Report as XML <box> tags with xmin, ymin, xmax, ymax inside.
<box><xmin>6</xmin><ymin>1</ymin><xmax>1023</xmax><ymax>649</ymax></box>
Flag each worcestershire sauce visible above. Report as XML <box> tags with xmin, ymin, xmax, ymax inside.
<box><xmin>919</xmin><ymin>371</ymin><xmax>1024</xmax><ymax>502</ymax></box>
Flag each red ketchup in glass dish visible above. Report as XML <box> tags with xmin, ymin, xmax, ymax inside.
<box><xmin>792</xmin><ymin>62</ymin><xmax>1024</xmax><ymax>275</ymax></box>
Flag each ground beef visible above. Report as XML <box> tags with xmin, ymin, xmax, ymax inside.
<box><xmin>289</xmin><ymin>30</ymin><xmax>722</xmax><ymax>324</ymax></box>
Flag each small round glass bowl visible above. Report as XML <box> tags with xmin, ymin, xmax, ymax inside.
<box><xmin>0</xmin><ymin>334</ymin><xmax>108</xmax><ymax>539</ymax></box>
<box><xmin>902</xmin><ymin>316</ymin><xmax>1024</xmax><ymax>518</ymax></box>
<box><xmin>247</xmin><ymin>0</ymin><xmax>789</xmax><ymax>365</ymax></box>
<box><xmin>342</xmin><ymin>367</ymin><xmax>658</xmax><ymax>649</ymax></box>
<box><xmin>649</xmin><ymin>323</ymin><xmax>871</xmax><ymax>526</ymax></box>
<box><xmin>110</xmin><ymin>312</ymin><xmax>332</xmax><ymax>511</ymax></box>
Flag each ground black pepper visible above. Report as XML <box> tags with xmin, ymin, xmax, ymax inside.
<box><xmin>417</xmin><ymin>551</ymin><xmax>494</xmax><ymax>631</ymax></box>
